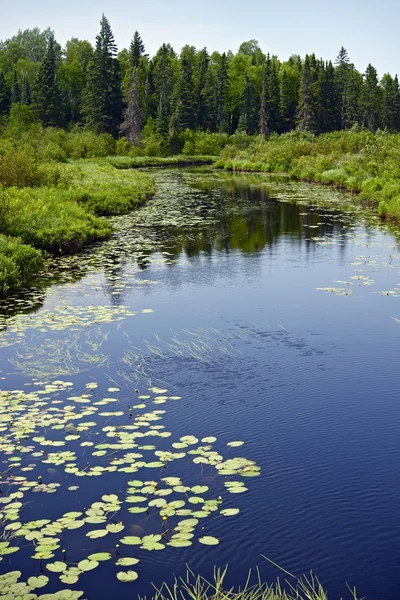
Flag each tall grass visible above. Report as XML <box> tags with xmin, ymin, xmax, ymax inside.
<box><xmin>148</xmin><ymin>567</ymin><xmax>360</xmax><ymax>600</ymax></box>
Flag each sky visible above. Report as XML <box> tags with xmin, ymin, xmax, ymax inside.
<box><xmin>0</xmin><ymin>0</ymin><xmax>398</xmax><ymax>76</ymax></box>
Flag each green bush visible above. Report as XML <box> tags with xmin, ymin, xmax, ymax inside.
<box><xmin>0</xmin><ymin>235</ymin><xmax>43</xmax><ymax>294</ymax></box>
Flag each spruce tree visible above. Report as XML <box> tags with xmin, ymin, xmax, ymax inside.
<box><xmin>195</xmin><ymin>48</ymin><xmax>210</xmax><ymax>129</ymax></box>
<box><xmin>297</xmin><ymin>55</ymin><xmax>316</xmax><ymax>132</ymax></box>
<box><xmin>259</xmin><ymin>69</ymin><xmax>268</xmax><ymax>136</ymax></box>
<box><xmin>381</xmin><ymin>73</ymin><xmax>400</xmax><ymax>131</ymax></box>
<box><xmin>83</xmin><ymin>15</ymin><xmax>123</xmax><ymax>136</ymax></box>
<box><xmin>130</xmin><ymin>31</ymin><xmax>145</xmax><ymax>68</ymax></box>
<box><xmin>11</xmin><ymin>70</ymin><xmax>21</xmax><ymax>104</ymax></box>
<box><xmin>266</xmin><ymin>57</ymin><xmax>280</xmax><ymax>133</ymax></box>
<box><xmin>361</xmin><ymin>64</ymin><xmax>382</xmax><ymax>132</ymax></box>
<box><xmin>342</xmin><ymin>65</ymin><xmax>361</xmax><ymax>128</ymax></box>
<box><xmin>34</xmin><ymin>35</ymin><xmax>61</xmax><ymax>126</ymax></box>
<box><xmin>0</xmin><ymin>72</ymin><xmax>11</xmax><ymax>116</ymax></box>
<box><xmin>21</xmin><ymin>72</ymin><xmax>31</xmax><ymax>105</ymax></box>
<box><xmin>316</xmin><ymin>61</ymin><xmax>337</xmax><ymax>133</ymax></box>
<box><xmin>172</xmin><ymin>56</ymin><xmax>195</xmax><ymax>132</ymax></box>
<box><xmin>120</xmin><ymin>67</ymin><xmax>143</xmax><ymax>144</ymax></box>
<box><xmin>216</xmin><ymin>53</ymin><xmax>229</xmax><ymax>132</ymax></box>
<box><xmin>239</xmin><ymin>73</ymin><xmax>258</xmax><ymax>134</ymax></box>
<box><xmin>153</xmin><ymin>44</ymin><xmax>175</xmax><ymax>136</ymax></box>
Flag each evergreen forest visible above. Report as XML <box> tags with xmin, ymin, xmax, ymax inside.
<box><xmin>1</xmin><ymin>15</ymin><xmax>400</xmax><ymax>151</ymax></box>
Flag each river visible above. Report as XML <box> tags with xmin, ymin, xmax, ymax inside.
<box><xmin>0</xmin><ymin>169</ymin><xmax>400</xmax><ymax>599</ymax></box>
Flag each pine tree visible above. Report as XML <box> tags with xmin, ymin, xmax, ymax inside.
<box><xmin>195</xmin><ymin>48</ymin><xmax>210</xmax><ymax>129</ymax></box>
<box><xmin>216</xmin><ymin>53</ymin><xmax>229</xmax><ymax>132</ymax></box>
<box><xmin>334</xmin><ymin>46</ymin><xmax>350</xmax><ymax>128</ymax></box>
<box><xmin>153</xmin><ymin>44</ymin><xmax>175</xmax><ymax>136</ymax></box>
<box><xmin>259</xmin><ymin>69</ymin><xmax>268</xmax><ymax>136</ymax></box>
<box><xmin>11</xmin><ymin>70</ymin><xmax>21</xmax><ymax>104</ymax></box>
<box><xmin>0</xmin><ymin>72</ymin><xmax>11</xmax><ymax>116</ymax></box>
<box><xmin>34</xmin><ymin>35</ymin><xmax>62</xmax><ymax>126</ymax></box>
<box><xmin>342</xmin><ymin>65</ymin><xmax>361</xmax><ymax>128</ymax></box>
<box><xmin>316</xmin><ymin>61</ymin><xmax>337</xmax><ymax>133</ymax></box>
<box><xmin>130</xmin><ymin>31</ymin><xmax>145</xmax><ymax>68</ymax></box>
<box><xmin>83</xmin><ymin>15</ymin><xmax>123</xmax><ymax>136</ymax></box>
<box><xmin>381</xmin><ymin>73</ymin><xmax>400</xmax><ymax>131</ymax></box>
<box><xmin>21</xmin><ymin>73</ymin><xmax>31</xmax><ymax>105</ymax></box>
<box><xmin>266</xmin><ymin>57</ymin><xmax>280</xmax><ymax>133</ymax></box>
<box><xmin>120</xmin><ymin>67</ymin><xmax>143</xmax><ymax>144</ymax></box>
<box><xmin>297</xmin><ymin>55</ymin><xmax>316</xmax><ymax>132</ymax></box>
<box><xmin>171</xmin><ymin>56</ymin><xmax>195</xmax><ymax>132</ymax></box>
<box><xmin>239</xmin><ymin>73</ymin><xmax>258</xmax><ymax>134</ymax></box>
<box><xmin>361</xmin><ymin>64</ymin><xmax>382</xmax><ymax>132</ymax></box>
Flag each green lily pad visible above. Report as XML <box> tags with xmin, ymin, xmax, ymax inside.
<box><xmin>116</xmin><ymin>558</ymin><xmax>140</xmax><ymax>566</ymax></box>
<box><xmin>199</xmin><ymin>536</ymin><xmax>220</xmax><ymax>545</ymax></box>
<box><xmin>28</xmin><ymin>575</ymin><xmax>49</xmax><ymax>589</ymax></box>
<box><xmin>78</xmin><ymin>559</ymin><xmax>99</xmax><ymax>572</ymax></box>
<box><xmin>116</xmin><ymin>571</ymin><xmax>139</xmax><ymax>582</ymax></box>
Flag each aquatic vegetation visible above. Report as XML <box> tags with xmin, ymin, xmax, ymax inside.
<box><xmin>0</xmin><ymin>374</ymin><xmax>260</xmax><ymax>594</ymax></box>
<box><xmin>148</xmin><ymin>567</ymin><xmax>360</xmax><ymax>600</ymax></box>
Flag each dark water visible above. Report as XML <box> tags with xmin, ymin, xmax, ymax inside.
<box><xmin>1</xmin><ymin>170</ymin><xmax>400</xmax><ymax>599</ymax></box>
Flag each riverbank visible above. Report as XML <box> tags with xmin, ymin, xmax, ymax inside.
<box><xmin>214</xmin><ymin>129</ymin><xmax>400</xmax><ymax>222</ymax></box>
<box><xmin>0</xmin><ymin>128</ymin><xmax>155</xmax><ymax>294</ymax></box>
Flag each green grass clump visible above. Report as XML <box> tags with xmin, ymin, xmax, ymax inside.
<box><xmin>149</xmin><ymin>567</ymin><xmax>359</xmax><ymax>600</ymax></box>
<box><xmin>3</xmin><ymin>186</ymin><xmax>112</xmax><ymax>254</ymax></box>
<box><xmin>66</xmin><ymin>160</ymin><xmax>155</xmax><ymax>215</ymax></box>
<box><xmin>104</xmin><ymin>155</ymin><xmax>216</xmax><ymax>170</ymax></box>
<box><xmin>0</xmin><ymin>235</ymin><xmax>43</xmax><ymax>295</ymax></box>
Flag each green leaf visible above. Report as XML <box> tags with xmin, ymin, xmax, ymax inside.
<box><xmin>78</xmin><ymin>559</ymin><xmax>99</xmax><ymax>572</ymax></box>
<box><xmin>116</xmin><ymin>558</ymin><xmax>140</xmax><ymax>566</ymax></box>
<box><xmin>46</xmin><ymin>562</ymin><xmax>68</xmax><ymax>573</ymax></box>
<box><xmin>116</xmin><ymin>571</ymin><xmax>139</xmax><ymax>583</ymax></box>
<box><xmin>220</xmin><ymin>508</ymin><xmax>240</xmax><ymax>516</ymax></box>
<box><xmin>88</xmin><ymin>553</ymin><xmax>112</xmax><ymax>562</ymax></box>
<box><xmin>28</xmin><ymin>575</ymin><xmax>49</xmax><ymax>589</ymax></box>
<box><xmin>120</xmin><ymin>536</ymin><xmax>142</xmax><ymax>545</ymax></box>
<box><xmin>199</xmin><ymin>536</ymin><xmax>220</xmax><ymax>545</ymax></box>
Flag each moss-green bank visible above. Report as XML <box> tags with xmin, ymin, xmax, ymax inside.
<box><xmin>104</xmin><ymin>155</ymin><xmax>216</xmax><ymax>169</ymax></box>
<box><xmin>215</xmin><ymin>129</ymin><xmax>400</xmax><ymax>222</ymax></box>
<box><xmin>0</xmin><ymin>235</ymin><xmax>44</xmax><ymax>295</ymax></box>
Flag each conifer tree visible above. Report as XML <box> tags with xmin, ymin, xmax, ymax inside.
<box><xmin>120</xmin><ymin>67</ymin><xmax>143</xmax><ymax>144</ymax></box>
<box><xmin>153</xmin><ymin>44</ymin><xmax>175</xmax><ymax>136</ymax></box>
<box><xmin>239</xmin><ymin>73</ymin><xmax>258</xmax><ymax>134</ymax></box>
<box><xmin>34</xmin><ymin>35</ymin><xmax>62</xmax><ymax>126</ymax></box>
<box><xmin>130</xmin><ymin>31</ymin><xmax>145</xmax><ymax>68</ymax></box>
<box><xmin>171</xmin><ymin>56</ymin><xmax>195</xmax><ymax>132</ymax></box>
<box><xmin>216</xmin><ymin>53</ymin><xmax>229</xmax><ymax>132</ymax></box>
<box><xmin>342</xmin><ymin>65</ymin><xmax>361</xmax><ymax>128</ymax></box>
<box><xmin>361</xmin><ymin>64</ymin><xmax>382</xmax><ymax>131</ymax></box>
<box><xmin>266</xmin><ymin>57</ymin><xmax>280</xmax><ymax>133</ymax></box>
<box><xmin>297</xmin><ymin>55</ymin><xmax>316</xmax><ymax>132</ymax></box>
<box><xmin>259</xmin><ymin>69</ymin><xmax>268</xmax><ymax>136</ymax></box>
<box><xmin>194</xmin><ymin>48</ymin><xmax>210</xmax><ymax>129</ymax></box>
<box><xmin>11</xmin><ymin>69</ymin><xmax>21</xmax><ymax>104</ymax></box>
<box><xmin>381</xmin><ymin>73</ymin><xmax>400</xmax><ymax>131</ymax></box>
<box><xmin>20</xmin><ymin>72</ymin><xmax>31</xmax><ymax>105</ymax></box>
<box><xmin>279</xmin><ymin>67</ymin><xmax>298</xmax><ymax>133</ymax></box>
<box><xmin>83</xmin><ymin>15</ymin><xmax>123</xmax><ymax>136</ymax></box>
<box><xmin>0</xmin><ymin>72</ymin><xmax>11</xmax><ymax>116</ymax></box>
<box><xmin>316</xmin><ymin>61</ymin><xmax>337</xmax><ymax>133</ymax></box>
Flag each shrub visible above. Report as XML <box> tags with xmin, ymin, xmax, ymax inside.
<box><xmin>0</xmin><ymin>235</ymin><xmax>43</xmax><ymax>294</ymax></box>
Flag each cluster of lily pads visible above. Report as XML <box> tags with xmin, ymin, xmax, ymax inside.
<box><xmin>0</xmin><ymin>377</ymin><xmax>260</xmax><ymax>596</ymax></box>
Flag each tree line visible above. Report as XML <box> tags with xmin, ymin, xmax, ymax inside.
<box><xmin>1</xmin><ymin>15</ymin><xmax>400</xmax><ymax>149</ymax></box>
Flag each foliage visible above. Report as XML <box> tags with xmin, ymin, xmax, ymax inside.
<box><xmin>0</xmin><ymin>234</ymin><xmax>43</xmax><ymax>294</ymax></box>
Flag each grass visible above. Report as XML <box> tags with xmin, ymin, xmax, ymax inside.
<box><xmin>148</xmin><ymin>567</ymin><xmax>360</xmax><ymax>600</ymax></box>
<box><xmin>104</xmin><ymin>155</ymin><xmax>216</xmax><ymax>169</ymax></box>
<box><xmin>215</xmin><ymin>128</ymin><xmax>400</xmax><ymax>222</ymax></box>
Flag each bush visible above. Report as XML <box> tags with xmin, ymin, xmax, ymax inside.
<box><xmin>0</xmin><ymin>235</ymin><xmax>43</xmax><ymax>294</ymax></box>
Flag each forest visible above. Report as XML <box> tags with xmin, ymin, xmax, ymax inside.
<box><xmin>1</xmin><ymin>14</ymin><xmax>399</xmax><ymax>154</ymax></box>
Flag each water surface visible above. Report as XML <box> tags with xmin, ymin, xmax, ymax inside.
<box><xmin>1</xmin><ymin>170</ymin><xmax>400</xmax><ymax>599</ymax></box>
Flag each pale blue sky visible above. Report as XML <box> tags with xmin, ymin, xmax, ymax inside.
<box><xmin>1</xmin><ymin>0</ymin><xmax>398</xmax><ymax>76</ymax></box>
